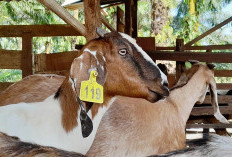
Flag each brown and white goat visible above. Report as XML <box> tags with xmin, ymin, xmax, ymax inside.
<box><xmin>86</xmin><ymin>62</ymin><xmax>228</xmax><ymax>157</ymax></box>
<box><xmin>0</xmin><ymin>31</ymin><xmax>169</xmax><ymax>155</ymax></box>
<box><xmin>0</xmin><ymin>74</ymin><xmax>65</xmax><ymax>106</ymax></box>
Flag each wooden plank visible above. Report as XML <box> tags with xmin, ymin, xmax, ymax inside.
<box><xmin>136</xmin><ymin>37</ymin><xmax>155</xmax><ymax>51</ymax></box>
<box><xmin>0</xmin><ymin>50</ymin><xmax>21</xmax><ymax>69</ymax></box>
<box><xmin>191</xmin><ymin>106</ymin><xmax>232</xmax><ymax>116</ymax></box>
<box><xmin>21</xmin><ymin>33</ymin><xmax>33</xmax><ymax>77</ymax></box>
<box><xmin>186</xmin><ymin>123</ymin><xmax>232</xmax><ymax>129</ymax></box>
<box><xmin>185</xmin><ymin>45</ymin><xmax>232</xmax><ymax>50</ymax></box>
<box><xmin>84</xmin><ymin>0</ymin><xmax>101</xmax><ymax>41</ymax></box>
<box><xmin>125</xmin><ymin>0</ymin><xmax>132</xmax><ymax>35</ymax></box>
<box><xmin>37</xmin><ymin>0</ymin><xmax>86</xmax><ymax>36</ymax></box>
<box><xmin>156</xmin><ymin>47</ymin><xmax>175</xmax><ymax>51</ymax></box>
<box><xmin>215</xmin><ymin>70</ymin><xmax>232</xmax><ymax>77</ymax></box>
<box><xmin>0</xmin><ymin>82</ymin><xmax>14</xmax><ymax>92</ymax></box>
<box><xmin>147</xmin><ymin>51</ymin><xmax>232</xmax><ymax>63</ymax></box>
<box><xmin>34</xmin><ymin>51</ymin><xmax>78</xmax><ymax>72</ymax></box>
<box><xmin>157</xmin><ymin>45</ymin><xmax>232</xmax><ymax>51</ymax></box>
<box><xmin>132</xmin><ymin>0</ymin><xmax>138</xmax><ymax>38</ymax></box>
<box><xmin>0</xmin><ymin>25</ymin><xmax>81</xmax><ymax>37</ymax></box>
<box><xmin>217</xmin><ymin>83</ymin><xmax>232</xmax><ymax>90</ymax></box>
<box><xmin>101</xmin><ymin>15</ymin><xmax>116</xmax><ymax>32</ymax></box>
<box><xmin>203</xmin><ymin>95</ymin><xmax>232</xmax><ymax>104</ymax></box>
<box><xmin>117</xmin><ymin>6</ymin><xmax>124</xmax><ymax>32</ymax></box>
<box><xmin>175</xmin><ymin>39</ymin><xmax>185</xmax><ymax>79</ymax></box>
<box><xmin>185</xmin><ymin>16</ymin><xmax>232</xmax><ymax>46</ymax></box>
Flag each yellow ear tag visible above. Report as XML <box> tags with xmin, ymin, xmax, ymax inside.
<box><xmin>79</xmin><ymin>70</ymin><xmax>104</xmax><ymax>103</ymax></box>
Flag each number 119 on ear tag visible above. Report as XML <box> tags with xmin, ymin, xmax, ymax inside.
<box><xmin>80</xmin><ymin>70</ymin><xmax>104</xmax><ymax>103</ymax></box>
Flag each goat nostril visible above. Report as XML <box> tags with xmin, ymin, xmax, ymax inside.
<box><xmin>163</xmin><ymin>82</ymin><xmax>169</xmax><ymax>88</ymax></box>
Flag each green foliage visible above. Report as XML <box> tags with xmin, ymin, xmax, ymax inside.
<box><xmin>0</xmin><ymin>69</ymin><xmax>22</xmax><ymax>82</ymax></box>
<box><xmin>0</xmin><ymin>0</ymin><xmax>84</xmax><ymax>53</ymax></box>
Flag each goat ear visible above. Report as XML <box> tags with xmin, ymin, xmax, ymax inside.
<box><xmin>96</xmin><ymin>27</ymin><xmax>108</xmax><ymax>38</ymax></box>
<box><xmin>188</xmin><ymin>60</ymin><xmax>199</xmax><ymax>65</ymax></box>
<box><xmin>209</xmin><ymin>78</ymin><xmax>229</xmax><ymax>124</ymax></box>
<box><xmin>70</xmin><ymin>51</ymin><xmax>106</xmax><ymax>137</ymax></box>
<box><xmin>207</xmin><ymin>63</ymin><xmax>215</xmax><ymax>69</ymax></box>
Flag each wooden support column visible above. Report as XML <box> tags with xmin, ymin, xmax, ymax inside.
<box><xmin>22</xmin><ymin>33</ymin><xmax>33</xmax><ymax>78</ymax></box>
<box><xmin>84</xmin><ymin>0</ymin><xmax>101</xmax><ymax>42</ymax></box>
<box><xmin>175</xmin><ymin>39</ymin><xmax>185</xmax><ymax>79</ymax></box>
<box><xmin>125</xmin><ymin>0</ymin><xmax>132</xmax><ymax>36</ymax></box>
<box><xmin>132</xmin><ymin>0</ymin><xmax>138</xmax><ymax>38</ymax></box>
<box><xmin>117</xmin><ymin>6</ymin><xmax>124</xmax><ymax>32</ymax></box>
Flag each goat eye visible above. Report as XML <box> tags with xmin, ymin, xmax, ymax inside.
<box><xmin>118</xmin><ymin>49</ymin><xmax>127</xmax><ymax>56</ymax></box>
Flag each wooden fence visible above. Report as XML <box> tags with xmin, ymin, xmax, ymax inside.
<box><xmin>0</xmin><ymin>24</ymin><xmax>80</xmax><ymax>91</ymax></box>
<box><xmin>1</xmin><ymin>24</ymin><xmax>232</xmax><ymax>133</ymax></box>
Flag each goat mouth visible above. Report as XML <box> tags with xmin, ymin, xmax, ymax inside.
<box><xmin>148</xmin><ymin>88</ymin><xmax>167</xmax><ymax>103</ymax></box>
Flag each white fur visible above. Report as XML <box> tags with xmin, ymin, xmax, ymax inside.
<box><xmin>102</xmin><ymin>56</ymin><xmax>106</xmax><ymax>63</ymax></box>
<box><xmin>0</xmin><ymin>95</ymin><xmax>116</xmax><ymax>154</ymax></box>
<box><xmin>119</xmin><ymin>32</ymin><xmax>167</xmax><ymax>82</ymax></box>
<box><xmin>62</xmin><ymin>0</ymin><xmax>78</xmax><ymax>6</ymax></box>
<box><xmin>84</xmin><ymin>48</ymin><xmax>97</xmax><ymax>59</ymax></box>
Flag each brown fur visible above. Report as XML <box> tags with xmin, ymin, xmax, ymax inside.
<box><xmin>0</xmin><ymin>133</ymin><xmax>84</xmax><ymax>157</ymax></box>
<box><xmin>86</xmin><ymin>63</ymin><xmax>225</xmax><ymax>157</ymax></box>
<box><xmin>0</xmin><ymin>74</ymin><xmax>65</xmax><ymax>106</ymax></box>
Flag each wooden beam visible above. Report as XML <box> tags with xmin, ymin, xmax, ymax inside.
<box><xmin>0</xmin><ymin>25</ymin><xmax>81</xmax><ymax>37</ymax></box>
<box><xmin>37</xmin><ymin>0</ymin><xmax>86</xmax><ymax>36</ymax></box>
<box><xmin>147</xmin><ymin>51</ymin><xmax>232</xmax><ymax>63</ymax></box>
<box><xmin>0</xmin><ymin>82</ymin><xmax>13</xmax><ymax>92</ymax></box>
<box><xmin>21</xmin><ymin>33</ymin><xmax>33</xmax><ymax>77</ymax></box>
<box><xmin>203</xmin><ymin>95</ymin><xmax>232</xmax><ymax>104</ymax></box>
<box><xmin>156</xmin><ymin>45</ymin><xmax>232</xmax><ymax>51</ymax></box>
<box><xmin>125</xmin><ymin>0</ymin><xmax>132</xmax><ymax>35</ymax></box>
<box><xmin>117</xmin><ymin>6</ymin><xmax>124</xmax><ymax>32</ymax></box>
<box><xmin>175</xmin><ymin>39</ymin><xmax>185</xmax><ymax>79</ymax></box>
<box><xmin>132</xmin><ymin>0</ymin><xmax>138</xmax><ymax>38</ymax></box>
<box><xmin>215</xmin><ymin>70</ymin><xmax>232</xmax><ymax>77</ymax></box>
<box><xmin>217</xmin><ymin>83</ymin><xmax>232</xmax><ymax>90</ymax></box>
<box><xmin>136</xmin><ymin>37</ymin><xmax>155</xmax><ymax>51</ymax></box>
<box><xmin>101</xmin><ymin>15</ymin><xmax>116</xmax><ymax>32</ymax></box>
<box><xmin>186</xmin><ymin>123</ymin><xmax>232</xmax><ymax>129</ymax></box>
<box><xmin>34</xmin><ymin>51</ymin><xmax>78</xmax><ymax>72</ymax></box>
<box><xmin>84</xmin><ymin>0</ymin><xmax>101</xmax><ymax>41</ymax></box>
<box><xmin>0</xmin><ymin>50</ymin><xmax>21</xmax><ymax>69</ymax></box>
<box><xmin>185</xmin><ymin>16</ymin><xmax>232</xmax><ymax>46</ymax></box>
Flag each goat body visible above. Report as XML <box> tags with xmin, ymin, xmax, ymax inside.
<box><xmin>0</xmin><ymin>74</ymin><xmax>65</xmax><ymax>106</ymax></box>
<box><xmin>87</xmin><ymin>63</ymin><xmax>228</xmax><ymax>157</ymax></box>
<box><xmin>0</xmin><ymin>31</ymin><xmax>168</xmax><ymax>155</ymax></box>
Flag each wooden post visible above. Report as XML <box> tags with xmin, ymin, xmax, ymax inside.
<box><xmin>84</xmin><ymin>0</ymin><xmax>101</xmax><ymax>42</ymax></box>
<box><xmin>21</xmin><ymin>33</ymin><xmax>33</xmax><ymax>77</ymax></box>
<box><xmin>125</xmin><ymin>0</ymin><xmax>132</xmax><ymax>35</ymax></box>
<box><xmin>175</xmin><ymin>39</ymin><xmax>185</xmax><ymax>79</ymax></box>
<box><xmin>117</xmin><ymin>6</ymin><xmax>124</xmax><ymax>32</ymax></box>
<box><xmin>132</xmin><ymin>0</ymin><xmax>138</xmax><ymax>38</ymax></box>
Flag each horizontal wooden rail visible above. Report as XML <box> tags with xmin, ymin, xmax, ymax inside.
<box><xmin>0</xmin><ymin>50</ymin><xmax>21</xmax><ymax>69</ymax></box>
<box><xmin>0</xmin><ymin>25</ymin><xmax>81</xmax><ymax>37</ymax></box>
<box><xmin>157</xmin><ymin>45</ymin><xmax>232</xmax><ymax>51</ymax></box>
<box><xmin>217</xmin><ymin>83</ymin><xmax>232</xmax><ymax>90</ymax></box>
<box><xmin>191</xmin><ymin>106</ymin><xmax>232</xmax><ymax>116</ymax></box>
<box><xmin>203</xmin><ymin>95</ymin><xmax>232</xmax><ymax>104</ymax></box>
<box><xmin>186</xmin><ymin>123</ymin><xmax>232</xmax><ymax>129</ymax></box>
<box><xmin>148</xmin><ymin>51</ymin><xmax>232</xmax><ymax>63</ymax></box>
<box><xmin>34</xmin><ymin>51</ymin><xmax>78</xmax><ymax>72</ymax></box>
<box><xmin>215</xmin><ymin>70</ymin><xmax>232</xmax><ymax>77</ymax></box>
